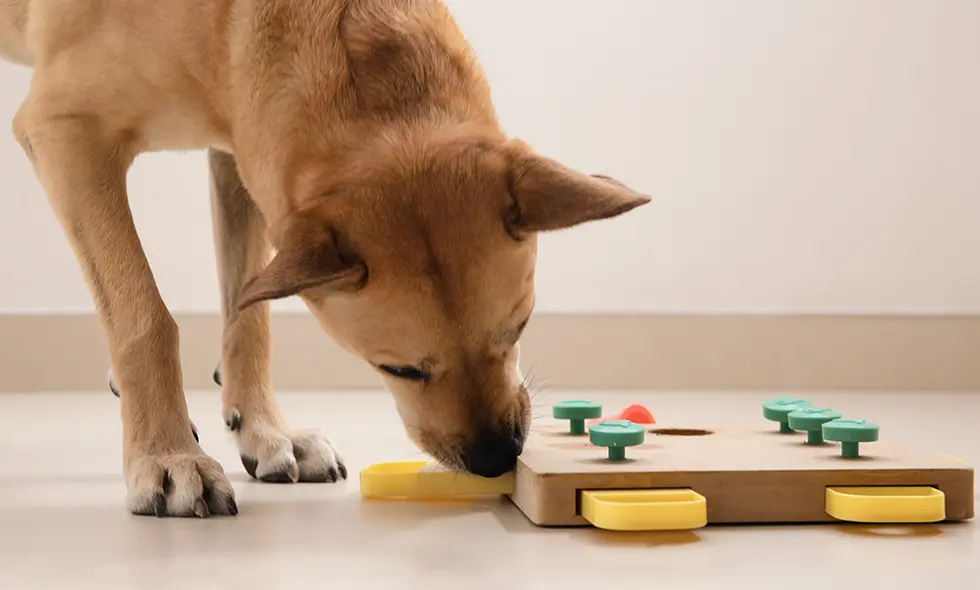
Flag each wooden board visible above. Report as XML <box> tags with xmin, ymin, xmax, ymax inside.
<box><xmin>508</xmin><ymin>424</ymin><xmax>975</xmax><ymax>526</ymax></box>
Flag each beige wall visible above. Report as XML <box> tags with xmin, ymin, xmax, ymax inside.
<box><xmin>2</xmin><ymin>313</ymin><xmax>979</xmax><ymax>392</ymax></box>
<box><xmin>1</xmin><ymin>0</ymin><xmax>978</xmax><ymax>316</ymax></box>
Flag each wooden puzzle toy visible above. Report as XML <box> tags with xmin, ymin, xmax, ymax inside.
<box><xmin>361</xmin><ymin>398</ymin><xmax>974</xmax><ymax>531</ymax></box>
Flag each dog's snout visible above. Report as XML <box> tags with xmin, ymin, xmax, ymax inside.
<box><xmin>461</xmin><ymin>430</ymin><xmax>523</xmax><ymax>478</ymax></box>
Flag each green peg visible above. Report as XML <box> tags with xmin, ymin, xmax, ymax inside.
<box><xmin>787</xmin><ymin>408</ymin><xmax>843</xmax><ymax>444</ymax></box>
<box><xmin>588</xmin><ymin>420</ymin><xmax>646</xmax><ymax>461</ymax></box>
<box><xmin>553</xmin><ymin>400</ymin><xmax>602</xmax><ymax>435</ymax></box>
<box><xmin>762</xmin><ymin>397</ymin><xmax>813</xmax><ymax>433</ymax></box>
<box><xmin>823</xmin><ymin>419</ymin><xmax>879</xmax><ymax>458</ymax></box>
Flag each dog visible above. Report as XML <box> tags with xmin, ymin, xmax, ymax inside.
<box><xmin>0</xmin><ymin>0</ymin><xmax>649</xmax><ymax>518</ymax></box>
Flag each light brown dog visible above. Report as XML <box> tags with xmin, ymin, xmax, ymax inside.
<box><xmin>0</xmin><ymin>0</ymin><xmax>649</xmax><ymax>517</ymax></box>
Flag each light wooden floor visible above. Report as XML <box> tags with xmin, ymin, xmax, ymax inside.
<box><xmin>0</xmin><ymin>390</ymin><xmax>977</xmax><ymax>589</ymax></box>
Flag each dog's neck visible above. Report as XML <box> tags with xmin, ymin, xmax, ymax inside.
<box><xmin>217</xmin><ymin>0</ymin><xmax>501</xmax><ymax>231</ymax></box>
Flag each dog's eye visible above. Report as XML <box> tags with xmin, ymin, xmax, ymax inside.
<box><xmin>378</xmin><ymin>364</ymin><xmax>430</xmax><ymax>382</ymax></box>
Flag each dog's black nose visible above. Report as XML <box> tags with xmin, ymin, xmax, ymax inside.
<box><xmin>461</xmin><ymin>431</ymin><xmax>523</xmax><ymax>478</ymax></box>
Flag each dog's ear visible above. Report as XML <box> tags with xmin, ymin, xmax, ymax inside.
<box><xmin>504</xmin><ymin>142</ymin><xmax>651</xmax><ymax>235</ymax></box>
<box><xmin>235</xmin><ymin>215</ymin><xmax>366</xmax><ymax>311</ymax></box>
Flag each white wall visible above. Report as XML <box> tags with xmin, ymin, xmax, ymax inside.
<box><xmin>1</xmin><ymin>0</ymin><xmax>978</xmax><ymax>315</ymax></box>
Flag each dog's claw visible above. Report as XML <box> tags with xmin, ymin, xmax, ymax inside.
<box><xmin>108</xmin><ymin>369</ymin><xmax>120</xmax><ymax>398</ymax></box>
<box><xmin>213</xmin><ymin>363</ymin><xmax>222</xmax><ymax>387</ymax></box>
<box><xmin>193</xmin><ymin>498</ymin><xmax>210</xmax><ymax>519</ymax></box>
<box><xmin>153</xmin><ymin>492</ymin><xmax>168</xmax><ymax>518</ymax></box>
<box><xmin>240</xmin><ymin>455</ymin><xmax>258</xmax><ymax>479</ymax></box>
<box><xmin>226</xmin><ymin>409</ymin><xmax>241</xmax><ymax>432</ymax></box>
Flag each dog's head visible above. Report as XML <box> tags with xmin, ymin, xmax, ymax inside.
<box><xmin>237</xmin><ymin>128</ymin><xmax>649</xmax><ymax>477</ymax></box>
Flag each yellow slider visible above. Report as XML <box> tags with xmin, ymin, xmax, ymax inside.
<box><xmin>581</xmin><ymin>489</ymin><xmax>708</xmax><ymax>531</ymax></box>
<box><xmin>825</xmin><ymin>486</ymin><xmax>946</xmax><ymax>523</ymax></box>
<box><xmin>360</xmin><ymin>461</ymin><xmax>515</xmax><ymax>500</ymax></box>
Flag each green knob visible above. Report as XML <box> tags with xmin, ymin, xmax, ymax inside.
<box><xmin>788</xmin><ymin>408</ymin><xmax>842</xmax><ymax>444</ymax></box>
<box><xmin>823</xmin><ymin>419</ymin><xmax>879</xmax><ymax>458</ymax></box>
<box><xmin>553</xmin><ymin>400</ymin><xmax>602</xmax><ymax>435</ymax></box>
<box><xmin>588</xmin><ymin>420</ymin><xmax>646</xmax><ymax>461</ymax></box>
<box><xmin>763</xmin><ymin>397</ymin><xmax>813</xmax><ymax>433</ymax></box>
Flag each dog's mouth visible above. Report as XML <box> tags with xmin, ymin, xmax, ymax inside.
<box><xmin>398</xmin><ymin>383</ymin><xmax>531</xmax><ymax>477</ymax></box>
<box><xmin>413</xmin><ymin>421</ymin><xmax>527</xmax><ymax>479</ymax></box>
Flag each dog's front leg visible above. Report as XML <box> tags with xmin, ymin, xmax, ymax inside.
<box><xmin>15</xmin><ymin>109</ymin><xmax>237</xmax><ymax>517</ymax></box>
<box><xmin>208</xmin><ymin>149</ymin><xmax>347</xmax><ymax>483</ymax></box>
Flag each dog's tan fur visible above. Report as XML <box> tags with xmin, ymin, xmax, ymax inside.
<box><xmin>1</xmin><ymin>0</ymin><xmax>649</xmax><ymax>517</ymax></box>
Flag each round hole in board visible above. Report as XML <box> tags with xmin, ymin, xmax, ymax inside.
<box><xmin>650</xmin><ymin>428</ymin><xmax>714</xmax><ymax>436</ymax></box>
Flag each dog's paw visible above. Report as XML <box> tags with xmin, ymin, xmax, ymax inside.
<box><xmin>125</xmin><ymin>451</ymin><xmax>238</xmax><ymax>518</ymax></box>
<box><xmin>225</xmin><ymin>408</ymin><xmax>347</xmax><ymax>483</ymax></box>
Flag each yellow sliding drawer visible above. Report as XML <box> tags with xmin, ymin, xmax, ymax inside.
<box><xmin>580</xmin><ymin>489</ymin><xmax>708</xmax><ymax>531</ymax></box>
<box><xmin>360</xmin><ymin>461</ymin><xmax>514</xmax><ymax>500</ymax></box>
<box><xmin>826</xmin><ymin>486</ymin><xmax>946</xmax><ymax>523</ymax></box>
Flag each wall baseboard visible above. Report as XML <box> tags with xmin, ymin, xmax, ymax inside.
<box><xmin>1</xmin><ymin>313</ymin><xmax>978</xmax><ymax>392</ymax></box>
